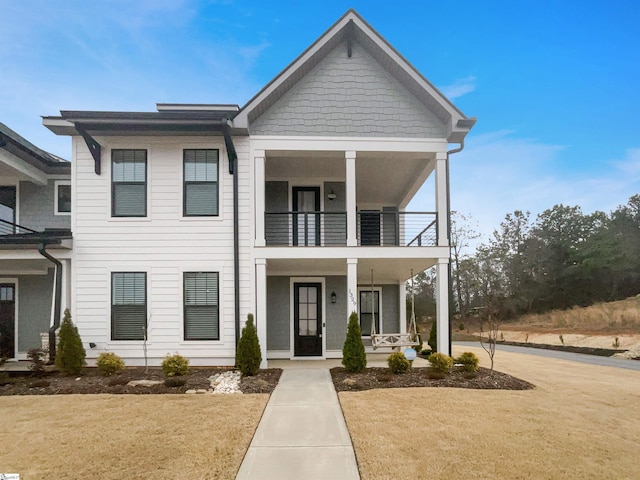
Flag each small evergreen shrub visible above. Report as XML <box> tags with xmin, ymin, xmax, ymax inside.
<box><xmin>55</xmin><ymin>309</ymin><xmax>86</xmax><ymax>375</ymax></box>
<box><xmin>387</xmin><ymin>351</ymin><xmax>410</xmax><ymax>374</ymax></box>
<box><xmin>455</xmin><ymin>351</ymin><xmax>479</xmax><ymax>373</ymax></box>
<box><xmin>27</xmin><ymin>348</ymin><xmax>47</xmax><ymax>375</ymax></box>
<box><xmin>162</xmin><ymin>353</ymin><xmax>189</xmax><ymax>377</ymax></box>
<box><xmin>428</xmin><ymin>320</ymin><xmax>437</xmax><ymax>352</ymax></box>
<box><xmin>420</xmin><ymin>348</ymin><xmax>432</xmax><ymax>356</ymax></box>
<box><xmin>235</xmin><ymin>313</ymin><xmax>262</xmax><ymax>376</ymax></box>
<box><xmin>342</xmin><ymin>312</ymin><xmax>367</xmax><ymax>373</ymax></box>
<box><xmin>164</xmin><ymin>377</ymin><xmax>187</xmax><ymax>387</ymax></box>
<box><xmin>428</xmin><ymin>352</ymin><xmax>453</xmax><ymax>375</ymax></box>
<box><xmin>96</xmin><ymin>352</ymin><xmax>125</xmax><ymax>376</ymax></box>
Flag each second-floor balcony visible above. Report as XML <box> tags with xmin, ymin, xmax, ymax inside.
<box><xmin>264</xmin><ymin>211</ymin><xmax>437</xmax><ymax>247</ymax></box>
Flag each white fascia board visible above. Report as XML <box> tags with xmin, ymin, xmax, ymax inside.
<box><xmin>250</xmin><ymin>136</ymin><xmax>448</xmax><ymax>154</ymax></box>
<box><xmin>0</xmin><ymin>149</ymin><xmax>48</xmax><ymax>185</ymax></box>
<box><xmin>0</xmin><ymin>250</ymin><xmax>73</xmax><ymax>260</ymax></box>
<box><xmin>255</xmin><ymin>246</ymin><xmax>450</xmax><ymax>260</ymax></box>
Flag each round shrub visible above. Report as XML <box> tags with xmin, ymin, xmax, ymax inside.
<box><xmin>96</xmin><ymin>352</ymin><xmax>125</xmax><ymax>376</ymax></box>
<box><xmin>162</xmin><ymin>353</ymin><xmax>189</xmax><ymax>377</ymax></box>
<box><xmin>455</xmin><ymin>351</ymin><xmax>479</xmax><ymax>373</ymax></box>
<box><xmin>428</xmin><ymin>352</ymin><xmax>453</xmax><ymax>375</ymax></box>
<box><xmin>387</xmin><ymin>351</ymin><xmax>410</xmax><ymax>374</ymax></box>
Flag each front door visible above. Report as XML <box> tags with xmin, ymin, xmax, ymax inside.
<box><xmin>294</xmin><ymin>283</ymin><xmax>322</xmax><ymax>356</ymax></box>
<box><xmin>0</xmin><ymin>284</ymin><xmax>16</xmax><ymax>359</ymax></box>
<box><xmin>293</xmin><ymin>187</ymin><xmax>320</xmax><ymax>246</ymax></box>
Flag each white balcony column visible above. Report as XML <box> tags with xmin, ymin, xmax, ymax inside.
<box><xmin>347</xmin><ymin>258</ymin><xmax>358</xmax><ymax>318</ymax></box>
<box><xmin>345</xmin><ymin>151</ymin><xmax>357</xmax><ymax>246</ymax></box>
<box><xmin>255</xmin><ymin>259</ymin><xmax>268</xmax><ymax>368</ymax></box>
<box><xmin>435</xmin><ymin>152</ymin><xmax>449</xmax><ymax>246</ymax></box>
<box><xmin>254</xmin><ymin>151</ymin><xmax>266</xmax><ymax>247</ymax></box>
<box><xmin>399</xmin><ymin>280</ymin><xmax>407</xmax><ymax>334</ymax></box>
<box><xmin>435</xmin><ymin>258</ymin><xmax>450</xmax><ymax>355</ymax></box>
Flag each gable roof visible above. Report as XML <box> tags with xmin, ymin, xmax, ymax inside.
<box><xmin>233</xmin><ymin>9</ymin><xmax>475</xmax><ymax>142</ymax></box>
<box><xmin>0</xmin><ymin>122</ymin><xmax>70</xmax><ymax>174</ymax></box>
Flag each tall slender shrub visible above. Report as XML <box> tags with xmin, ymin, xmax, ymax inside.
<box><xmin>55</xmin><ymin>309</ymin><xmax>86</xmax><ymax>375</ymax></box>
<box><xmin>428</xmin><ymin>320</ymin><xmax>437</xmax><ymax>352</ymax></box>
<box><xmin>236</xmin><ymin>313</ymin><xmax>262</xmax><ymax>376</ymax></box>
<box><xmin>342</xmin><ymin>312</ymin><xmax>366</xmax><ymax>373</ymax></box>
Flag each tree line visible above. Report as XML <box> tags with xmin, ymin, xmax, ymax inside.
<box><xmin>411</xmin><ymin>194</ymin><xmax>640</xmax><ymax>321</ymax></box>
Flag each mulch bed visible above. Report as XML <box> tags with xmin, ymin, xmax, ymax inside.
<box><xmin>0</xmin><ymin>367</ymin><xmax>282</xmax><ymax>395</ymax></box>
<box><xmin>331</xmin><ymin>366</ymin><xmax>534</xmax><ymax>392</ymax></box>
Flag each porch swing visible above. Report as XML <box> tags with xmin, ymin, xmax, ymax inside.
<box><xmin>370</xmin><ymin>268</ymin><xmax>419</xmax><ymax>350</ymax></box>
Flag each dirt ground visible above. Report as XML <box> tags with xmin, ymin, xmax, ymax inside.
<box><xmin>339</xmin><ymin>345</ymin><xmax>640</xmax><ymax>480</ymax></box>
<box><xmin>0</xmin><ymin>367</ymin><xmax>281</xmax><ymax>395</ymax></box>
<box><xmin>0</xmin><ymin>394</ymin><xmax>268</xmax><ymax>479</ymax></box>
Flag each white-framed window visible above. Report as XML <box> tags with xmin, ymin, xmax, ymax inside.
<box><xmin>183</xmin><ymin>272</ymin><xmax>219</xmax><ymax>340</ymax></box>
<box><xmin>54</xmin><ymin>180</ymin><xmax>71</xmax><ymax>215</ymax></box>
<box><xmin>111</xmin><ymin>149</ymin><xmax>147</xmax><ymax>217</ymax></box>
<box><xmin>358</xmin><ymin>287</ymin><xmax>382</xmax><ymax>337</ymax></box>
<box><xmin>183</xmin><ymin>149</ymin><xmax>219</xmax><ymax>217</ymax></box>
<box><xmin>111</xmin><ymin>272</ymin><xmax>147</xmax><ymax>340</ymax></box>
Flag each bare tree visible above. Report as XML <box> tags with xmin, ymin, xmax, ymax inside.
<box><xmin>479</xmin><ymin>298</ymin><xmax>502</xmax><ymax>375</ymax></box>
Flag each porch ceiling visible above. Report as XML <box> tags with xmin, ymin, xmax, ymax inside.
<box><xmin>0</xmin><ymin>258</ymin><xmax>52</xmax><ymax>274</ymax></box>
<box><xmin>265</xmin><ymin>151</ymin><xmax>435</xmax><ymax>206</ymax></box>
<box><xmin>265</xmin><ymin>256</ymin><xmax>438</xmax><ymax>283</ymax></box>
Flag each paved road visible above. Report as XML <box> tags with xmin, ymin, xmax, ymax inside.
<box><xmin>455</xmin><ymin>341</ymin><xmax>640</xmax><ymax>371</ymax></box>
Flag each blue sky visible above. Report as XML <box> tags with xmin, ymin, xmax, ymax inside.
<box><xmin>1</xmin><ymin>0</ymin><xmax>639</xmax><ymax>241</ymax></box>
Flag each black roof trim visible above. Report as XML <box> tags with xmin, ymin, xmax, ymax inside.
<box><xmin>0</xmin><ymin>122</ymin><xmax>70</xmax><ymax>174</ymax></box>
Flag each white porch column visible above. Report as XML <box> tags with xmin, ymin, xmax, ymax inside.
<box><xmin>254</xmin><ymin>151</ymin><xmax>266</xmax><ymax>247</ymax></box>
<box><xmin>399</xmin><ymin>280</ymin><xmax>407</xmax><ymax>334</ymax></box>
<box><xmin>435</xmin><ymin>258</ymin><xmax>450</xmax><ymax>355</ymax></box>
<box><xmin>255</xmin><ymin>259</ymin><xmax>268</xmax><ymax>367</ymax></box>
<box><xmin>346</xmin><ymin>151</ymin><xmax>357</xmax><ymax>247</ymax></box>
<box><xmin>435</xmin><ymin>152</ymin><xmax>448</xmax><ymax>246</ymax></box>
<box><xmin>347</xmin><ymin>258</ymin><xmax>358</xmax><ymax>318</ymax></box>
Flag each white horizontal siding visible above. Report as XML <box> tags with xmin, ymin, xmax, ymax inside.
<box><xmin>72</xmin><ymin>135</ymin><xmax>251</xmax><ymax>365</ymax></box>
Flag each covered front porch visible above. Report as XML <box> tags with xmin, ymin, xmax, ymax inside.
<box><xmin>254</xmin><ymin>254</ymin><xmax>450</xmax><ymax>366</ymax></box>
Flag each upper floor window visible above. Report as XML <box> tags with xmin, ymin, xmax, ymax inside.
<box><xmin>112</xmin><ymin>149</ymin><xmax>147</xmax><ymax>217</ymax></box>
<box><xmin>55</xmin><ymin>181</ymin><xmax>71</xmax><ymax>215</ymax></box>
<box><xmin>183</xmin><ymin>149</ymin><xmax>218</xmax><ymax>217</ymax></box>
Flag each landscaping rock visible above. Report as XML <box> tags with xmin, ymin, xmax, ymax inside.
<box><xmin>208</xmin><ymin>370</ymin><xmax>242</xmax><ymax>394</ymax></box>
<box><xmin>185</xmin><ymin>389</ymin><xmax>196</xmax><ymax>394</ymax></box>
<box><xmin>342</xmin><ymin>378</ymin><xmax>357</xmax><ymax>387</ymax></box>
<box><xmin>612</xmin><ymin>344</ymin><xmax>640</xmax><ymax>360</ymax></box>
<box><xmin>127</xmin><ymin>379</ymin><xmax>163</xmax><ymax>387</ymax></box>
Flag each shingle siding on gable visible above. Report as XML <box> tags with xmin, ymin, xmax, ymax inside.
<box><xmin>251</xmin><ymin>41</ymin><xmax>446</xmax><ymax>138</ymax></box>
<box><xmin>19</xmin><ymin>180</ymin><xmax>70</xmax><ymax>231</ymax></box>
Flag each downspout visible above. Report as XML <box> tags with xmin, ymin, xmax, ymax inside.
<box><xmin>446</xmin><ymin>139</ymin><xmax>465</xmax><ymax>356</ymax></box>
<box><xmin>222</xmin><ymin>124</ymin><xmax>241</xmax><ymax>346</ymax></box>
<box><xmin>38</xmin><ymin>243</ymin><xmax>62</xmax><ymax>364</ymax></box>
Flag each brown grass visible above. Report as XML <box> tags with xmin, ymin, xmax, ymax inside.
<box><xmin>339</xmin><ymin>345</ymin><xmax>640</xmax><ymax>480</ymax></box>
<box><xmin>0</xmin><ymin>394</ymin><xmax>268</xmax><ymax>479</ymax></box>
<box><xmin>507</xmin><ymin>296</ymin><xmax>640</xmax><ymax>334</ymax></box>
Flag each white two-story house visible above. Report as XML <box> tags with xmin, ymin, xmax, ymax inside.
<box><xmin>43</xmin><ymin>9</ymin><xmax>474</xmax><ymax>367</ymax></box>
<box><xmin>0</xmin><ymin>123</ymin><xmax>72</xmax><ymax>362</ymax></box>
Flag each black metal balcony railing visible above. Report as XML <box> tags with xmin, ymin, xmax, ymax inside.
<box><xmin>0</xmin><ymin>218</ymin><xmax>37</xmax><ymax>236</ymax></box>
<box><xmin>265</xmin><ymin>212</ymin><xmax>347</xmax><ymax>246</ymax></box>
<box><xmin>264</xmin><ymin>211</ymin><xmax>437</xmax><ymax>247</ymax></box>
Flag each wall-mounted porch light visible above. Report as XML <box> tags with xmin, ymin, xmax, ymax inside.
<box><xmin>327</xmin><ymin>189</ymin><xmax>337</xmax><ymax>201</ymax></box>
<box><xmin>331</xmin><ymin>291</ymin><xmax>337</xmax><ymax>303</ymax></box>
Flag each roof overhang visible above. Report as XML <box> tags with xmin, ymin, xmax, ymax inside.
<box><xmin>0</xmin><ymin>123</ymin><xmax>69</xmax><ymax>178</ymax></box>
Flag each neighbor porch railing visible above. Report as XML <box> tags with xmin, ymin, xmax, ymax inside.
<box><xmin>357</xmin><ymin>211</ymin><xmax>437</xmax><ymax>247</ymax></box>
<box><xmin>0</xmin><ymin>218</ymin><xmax>37</xmax><ymax>236</ymax></box>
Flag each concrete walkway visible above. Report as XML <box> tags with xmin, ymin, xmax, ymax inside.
<box><xmin>236</xmin><ymin>366</ymin><xmax>360</xmax><ymax>480</ymax></box>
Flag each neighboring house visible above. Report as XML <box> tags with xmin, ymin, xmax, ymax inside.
<box><xmin>0</xmin><ymin>123</ymin><xmax>72</xmax><ymax>361</ymax></box>
<box><xmin>42</xmin><ymin>9</ymin><xmax>474</xmax><ymax>367</ymax></box>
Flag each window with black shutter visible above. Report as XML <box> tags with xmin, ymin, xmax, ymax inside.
<box><xmin>184</xmin><ymin>272</ymin><xmax>219</xmax><ymax>340</ymax></box>
<box><xmin>111</xmin><ymin>272</ymin><xmax>147</xmax><ymax>340</ymax></box>
<box><xmin>112</xmin><ymin>149</ymin><xmax>147</xmax><ymax>217</ymax></box>
<box><xmin>183</xmin><ymin>149</ymin><xmax>218</xmax><ymax>216</ymax></box>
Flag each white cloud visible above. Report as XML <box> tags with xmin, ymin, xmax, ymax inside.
<box><xmin>439</xmin><ymin>76</ymin><xmax>476</xmax><ymax>99</ymax></box>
